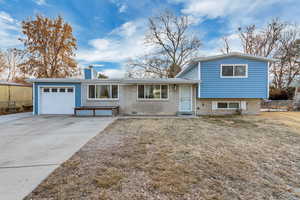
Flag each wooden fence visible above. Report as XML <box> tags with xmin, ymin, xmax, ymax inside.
<box><xmin>0</xmin><ymin>84</ymin><xmax>32</xmax><ymax>113</ymax></box>
<box><xmin>261</xmin><ymin>100</ymin><xmax>295</xmax><ymax>111</ymax></box>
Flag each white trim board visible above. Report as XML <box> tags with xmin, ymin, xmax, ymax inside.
<box><xmin>198</xmin><ymin>61</ymin><xmax>201</xmax><ymax>98</ymax></box>
<box><xmin>267</xmin><ymin>62</ymin><xmax>270</xmax><ymax>99</ymax></box>
<box><xmin>32</xmin><ymin>82</ymin><xmax>35</xmax><ymax>115</ymax></box>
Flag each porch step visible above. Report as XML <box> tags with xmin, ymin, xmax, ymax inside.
<box><xmin>176</xmin><ymin>111</ymin><xmax>195</xmax><ymax>116</ymax></box>
<box><xmin>74</xmin><ymin>106</ymin><xmax>119</xmax><ymax>117</ymax></box>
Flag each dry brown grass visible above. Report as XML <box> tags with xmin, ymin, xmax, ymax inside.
<box><xmin>25</xmin><ymin>114</ymin><xmax>300</xmax><ymax>200</ymax></box>
<box><xmin>258</xmin><ymin>112</ymin><xmax>300</xmax><ymax>132</ymax></box>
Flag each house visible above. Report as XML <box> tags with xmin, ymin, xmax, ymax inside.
<box><xmin>29</xmin><ymin>52</ymin><xmax>275</xmax><ymax>116</ymax></box>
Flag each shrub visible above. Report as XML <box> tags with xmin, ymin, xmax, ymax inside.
<box><xmin>269</xmin><ymin>87</ymin><xmax>295</xmax><ymax>100</ymax></box>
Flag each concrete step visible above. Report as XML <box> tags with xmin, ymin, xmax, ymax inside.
<box><xmin>176</xmin><ymin>111</ymin><xmax>195</xmax><ymax>116</ymax></box>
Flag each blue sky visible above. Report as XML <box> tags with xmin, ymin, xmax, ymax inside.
<box><xmin>0</xmin><ymin>0</ymin><xmax>300</xmax><ymax>78</ymax></box>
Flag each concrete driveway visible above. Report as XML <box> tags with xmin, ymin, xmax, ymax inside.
<box><xmin>0</xmin><ymin>113</ymin><xmax>115</xmax><ymax>200</ymax></box>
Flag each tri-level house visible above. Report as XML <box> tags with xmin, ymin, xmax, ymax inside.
<box><xmin>30</xmin><ymin>52</ymin><xmax>275</xmax><ymax>116</ymax></box>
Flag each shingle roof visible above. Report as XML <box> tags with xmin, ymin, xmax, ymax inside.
<box><xmin>0</xmin><ymin>81</ymin><xmax>31</xmax><ymax>87</ymax></box>
<box><xmin>28</xmin><ymin>78</ymin><xmax>199</xmax><ymax>84</ymax></box>
<box><xmin>193</xmin><ymin>52</ymin><xmax>278</xmax><ymax>62</ymax></box>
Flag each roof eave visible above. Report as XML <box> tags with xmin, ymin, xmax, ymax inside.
<box><xmin>193</xmin><ymin>53</ymin><xmax>278</xmax><ymax>62</ymax></box>
<box><xmin>28</xmin><ymin>79</ymin><xmax>83</xmax><ymax>83</ymax></box>
<box><xmin>122</xmin><ymin>80</ymin><xmax>199</xmax><ymax>84</ymax></box>
<box><xmin>27</xmin><ymin>78</ymin><xmax>199</xmax><ymax>84</ymax></box>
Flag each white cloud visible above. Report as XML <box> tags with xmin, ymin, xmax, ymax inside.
<box><xmin>118</xmin><ymin>4</ymin><xmax>128</xmax><ymax>13</ymax></box>
<box><xmin>0</xmin><ymin>11</ymin><xmax>21</xmax><ymax>49</ymax></box>
<box><xmin>77</xmin><ymin>19</ymin><xmax>152</xmax><ymax>63</ymax></box>
<box><xmin>100</xmin><ymin>68</ymin><xmax>126</xmax><ymax>78</ymax></box>
<box><xmin>169</xmin><ymin>0</ymin><xmax>300</xmax><ymax>33</ymax></box>
<box><xmin>109</xmin><ymin>0</ymin><xmax>128</xmax><ymax>13</ymax></box>
<box><xmin>0</xmin><ymin>11</ymin><xmax>14</xmax><ymax>23</ymax></box>
<box><xmin>88</xmin><ymin>38</ymin><xmax>110</xmax><ymax>50</ymax></box>
<box><xmin>110</xmin><ymin>21</ymin><xmax>137</xmax><ymax>37</ymax></box>
<box><xmin>76</xmin><ymin>20</ymin><xmax>151</xmax><ymax>78</ymax></box>
<box><xmin>168</xmin><ymin>0</ymin><xmax>300</xmax><ymax>55</ymax></box>
<box><xmin>92</xmin><ymin>64</ymin><xmax>104</xmax><ymax>67</ymax></box>
<box><xmin>199</xmin><ymin>33</ymin><xmax>242</xmax><ymax>56</ymax></box>
<box><xmin>33</xmin><ymin>0</ymin><xmax>47</xmax><ymax>6</ymax></box>
<box><xmin>171</xmin><ymin>0</ymin><xmax>283</xmax><ymax>22</ymax></box>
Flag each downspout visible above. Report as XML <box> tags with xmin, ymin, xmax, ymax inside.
<box><xmin>198</xmin><ymin>61</ymin><xmax>201</xmax><ymax>98</ymax></box>
<box><xmin>8</xmin><ymin>85</ymin><xmax>11</xmax><ymax>108</ymax></box>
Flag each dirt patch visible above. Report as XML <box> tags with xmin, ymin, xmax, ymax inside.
<box><xmin>25</xmin><ymin>115</ymin><xmax>300</xmax><ymax>200</ymax></box>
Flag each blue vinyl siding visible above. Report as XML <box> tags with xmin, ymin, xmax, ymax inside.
<box><xmin>34</xmin><ymin>82</ymin><xmax>81</xmax><ymax>115</ymax></box>
<box><xmin>200</xmin><ymin>57</ymin><xmax>268</xmax><ymax>98</ymax></box>
<box><xmin>179</xmin><ymin>63</ymin><xmax>198</xmax><ymax>80</ymax></box>
<box><xmin>76</xmin><ymin>110</ymin><xmax>94</xmax><ymax>116</ymax></box>
<box><xmin>84</xmin><ymin>68</ymin><xmax>92</xmax><ymax>79</ymax></box>
<box><xmin>95</xmin><ymin>110</ymin><xmax>113</xmax><ymax>116</ymax></box>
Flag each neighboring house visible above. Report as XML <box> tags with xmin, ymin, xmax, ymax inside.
<box><xmin>0</xmin><ymin>81</ymin><xmax>32</xmax><ymax>112</ymax></box>
<box><xmin>29</xmin><ymin>52</ymin><xmax>275</xmax><ymax>116</ymax></box>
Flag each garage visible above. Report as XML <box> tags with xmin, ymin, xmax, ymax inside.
<box><xmin>39</xmin><ymin>87</ymin><xmax>75</xmax><ymax>114</ymax></box>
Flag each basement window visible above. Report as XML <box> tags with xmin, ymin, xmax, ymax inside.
<box><xmin>217</xmin><ymin>102</ymin><xmax>240</xmax><ymax>109</ymax></box>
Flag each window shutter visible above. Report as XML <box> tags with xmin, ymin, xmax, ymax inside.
<box><xmin>241</xmin><ymin>101</ymin><xmax>247</xmax><ymax>110</ymax></box>
<box><xmin>212</xmin><ymin>101</ymin><xmax>218</xmax><ymax>110</ymax></box>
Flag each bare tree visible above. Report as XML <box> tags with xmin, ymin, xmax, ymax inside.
<box><xmin>0</xmin><ymin>48</ymin><xmax>25</xmax><ymax>82</ymax></box>
<box><xmin>127</xmin><ymin>54</ymin><xmax>171</xmax><ymax>78</ymax></box>
<box><xmin>19</xmin><ymin>15</ymin><xmax>79</xmax><ymax>78</ymax></box>
<box><xmin>238</xmin><ymin>19</ymin><xmax>285</xmax><ymax>57</ymax></box>
<box><xmin>220</xmin><ymin>37</ymin><xmax>231</xmax><ymax>54</ymax></box>
<box><xmin>273</xmin><ymin>33</ymin><xmax>300</xmax><ymax>88</ymax></box>
<box><xmin>98</xmin><ymin>72</ymin><xmax>108</xmax><ymax>79</ymax></box>
<box><xmin>0</xmin><ymin>51</ymin><xmax>5</xmax><ymax>74</ymax></box>
<box><xmin>222</xmin><ymin>19</ymin><xmax>300</xmax><ymax>89</ymax></box>
<box><xmin>128</xmin><ymin>11</ymin><xmax>201</xmax><ymax>78</ymax></box>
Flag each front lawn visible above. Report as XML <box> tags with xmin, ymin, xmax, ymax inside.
<box><xmin>25</xmin><ymin>113</ymin><xmax>300</xmax><ymax>200</ymax></box>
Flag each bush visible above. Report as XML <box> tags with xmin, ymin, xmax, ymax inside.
<box><xmin>269</xmin><ymin>87</ymin><xmax>295</xmax><ymax>100</ymax></box>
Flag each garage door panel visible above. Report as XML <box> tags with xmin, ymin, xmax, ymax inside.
<box><xmin>40</xmin><ymin>87</ymin><xmax>75</xmax><ymax>115</ymax></box>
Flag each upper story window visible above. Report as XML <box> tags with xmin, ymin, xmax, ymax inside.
<box><xmin>138</xmin><ymin>85</ymin><xmax>168</xmax><ymax>100</ymax></box>
<box><xmin>221</xmin><ymin>64</ymin><xmax>248</xmax><ymax>78</ymax></box>
<box><xmin>88</xmin><ymin>85</ymin><xmax>118</xmax><ymax>99</ymax></box>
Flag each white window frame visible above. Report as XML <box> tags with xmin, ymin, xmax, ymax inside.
<box><xmin>42</xmin><ymin>87</ymin><xmax>74</xmax><ymax>93</ymax></box>
<box><xmin>137</xmin><ymin>84</ymin><xmax>169</xmax><ymax>101</ymax></box>
<box><xmin>220</xmin><ymin>64</ymin><xmax>248</xmax><ymax>78</ymax></box>
<box><xmin>216</xmin><ymin>101</ymin><xmax>241</xmax><ymax>110</ymax></box>
<box><xmin>87</xmin><ymin>84</ymin><xmax>119</xmax><ymax>100</ymax></box>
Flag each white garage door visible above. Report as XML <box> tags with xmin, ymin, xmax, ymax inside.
<box><xmin>40</xmin><ymin>87</ymin><xmax>75</xmax><ymax>114</ymax></box>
